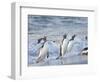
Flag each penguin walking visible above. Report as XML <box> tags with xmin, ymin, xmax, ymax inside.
<box><xmin>56</xmin><ymin>34</ymin><xmax>76</xmax><ymax>59</ymax></box>
<box><xmin>56</xmin><ymin>34</ymin><xmax>69</xmax><ymax>59</ymax></box>
<box><xmin>61</xmin><ymin>34</ymin><xmax>70</xmax><ymax>57</ymax></box>
<box><xmin>66</xmin><ymin>34</ymin><xmax>76</xmax><ymax>52</ymax></box>
<box><xmin>35</xmin><ymin>36</ymin><xmax>47</xmax><ymax>56</ymax></box>
<box><xmin>36</xmin><ymin>37</ymin><xmax>49</xmax><ymax>63</ymax></box>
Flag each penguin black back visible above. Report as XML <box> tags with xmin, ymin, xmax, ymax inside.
<box><xmin>81</xmin><ymin>47</ymin><xmax>88</xmax><ymax>55</ymax></box>
<box><xmin>83</xmin><ymin>47</ymin><xmax>88</xmax><ymax>51</ymax></box>
<box><xmin>85</xmin><ymin>36</ymin><xmax>87</xmax><ymax>40</ymax></box>
<box><xmin>59</xmin><ymin>44</ymin><xmax>62</xmax><ymax>56</ymax></box>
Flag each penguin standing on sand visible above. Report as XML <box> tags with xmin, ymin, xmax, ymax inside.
<box><xmin>56</xmin><ymin>34</ymin><xmax>76</xmax><ymax>59</ymax></box>
<box><xmin>66</xmin><ymin>34</ymin><xmax>76</xmax><ymax>52</ymax></box>
<box><xmin>36</xmin><ymin>36</ymin><xmax>49</xmax><ymax>63</ymax></box>
<box><xmin>61</xmin><ymin>34</ymin><xmax>69</xmax><ymax>57</ymax></box>
<box><xmin>56</xmin><ymin>34</ymin><xmax>69</xmax><ymax>59</ymax></box>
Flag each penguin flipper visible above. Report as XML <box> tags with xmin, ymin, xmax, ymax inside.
<box><xmin>56</xmin><ymin>44</ymin><xmax>63</xmax><ymax>60</ymax></box>
<box><xmin>60</xmin><ymin>45</ymin><xmax>62</xmax><ymax>56</ymax></box>
<box><xmin>47</xmin><ymin>52</ymin><xmax>49</xmax><ymax>58</ymax></box>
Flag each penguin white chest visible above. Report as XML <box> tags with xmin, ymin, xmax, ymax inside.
<box><xmin>39</xmin><ymin>45</ymin><xmax>48</xmax><ymax>57</ymax></box>
<box><xmin>67</xmin><ymin>40</ymin><xmax>74</xmax><ymax>52</ymax></box>
<box><xmin>62</xmin><ymin>39</ymin><xmax>69</xmax><ymax>56</ymax></box>
<box><xmin>36</xmin><ymin>44</ymin><xmax>48</xmax><ymax>63</ymax></box>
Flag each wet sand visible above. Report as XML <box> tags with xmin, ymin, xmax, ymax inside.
<box><xmin>28</xmin><ymin>55</ymin><xmax>87</xmax><ymax>66</ymax></box>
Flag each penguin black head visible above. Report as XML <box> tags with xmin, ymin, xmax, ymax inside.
<box><xmin>63</xmin><ymin>34</ymin><xmax>67</xmax><ymax>39</ymax></box>
<box><xmin>69</xmin><ymin>34</ymin><xmax>76</xmax><ymax>41</ymax></box>
<box><xmin>37</xmin><ymin>38</ymin><xmax>42</xmax><ymax>44</ymax></box>
<box><xmin>37</xmin><ymin>36</ymin><xmax>47</xmax><ymax>44</ymax></box>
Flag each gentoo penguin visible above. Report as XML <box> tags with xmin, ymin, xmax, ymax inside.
<box><xmin>36</xmin><ymin>37</ymin><xmax>49</xmax><ymax>63</ymax></box>
<box><xmin>56</xmin><ymin>34</ymin><xmax>69</xmax><ymax>59</ymax></box>
<box><xmin>56</xmin><ymin>34</ymin><xmax>76</xmax><ymax>59</ymax></box>
<box><xmin>66</xmin><ymin>34</ymin><xmax>76</xmax><ymax>52</ymax></box>
<box><xmin>80</xmin><ymin>47</ymin><xmax>88</xmax><ymax>55</ymax></box>
<box><xmin>35</xmin><ymin>36</ymin><xmax>47</xmax><ymax>56</ymax></box>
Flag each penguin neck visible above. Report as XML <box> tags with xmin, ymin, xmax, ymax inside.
<box><xmin>62</xmin><ymin>37</ymin><xmax>67</xmax><ymax>43</ymax></box>
<box><xmin>41</xmin><ymin>41</ymin><xmax>47</xmax><ymax>48</ymax></box>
